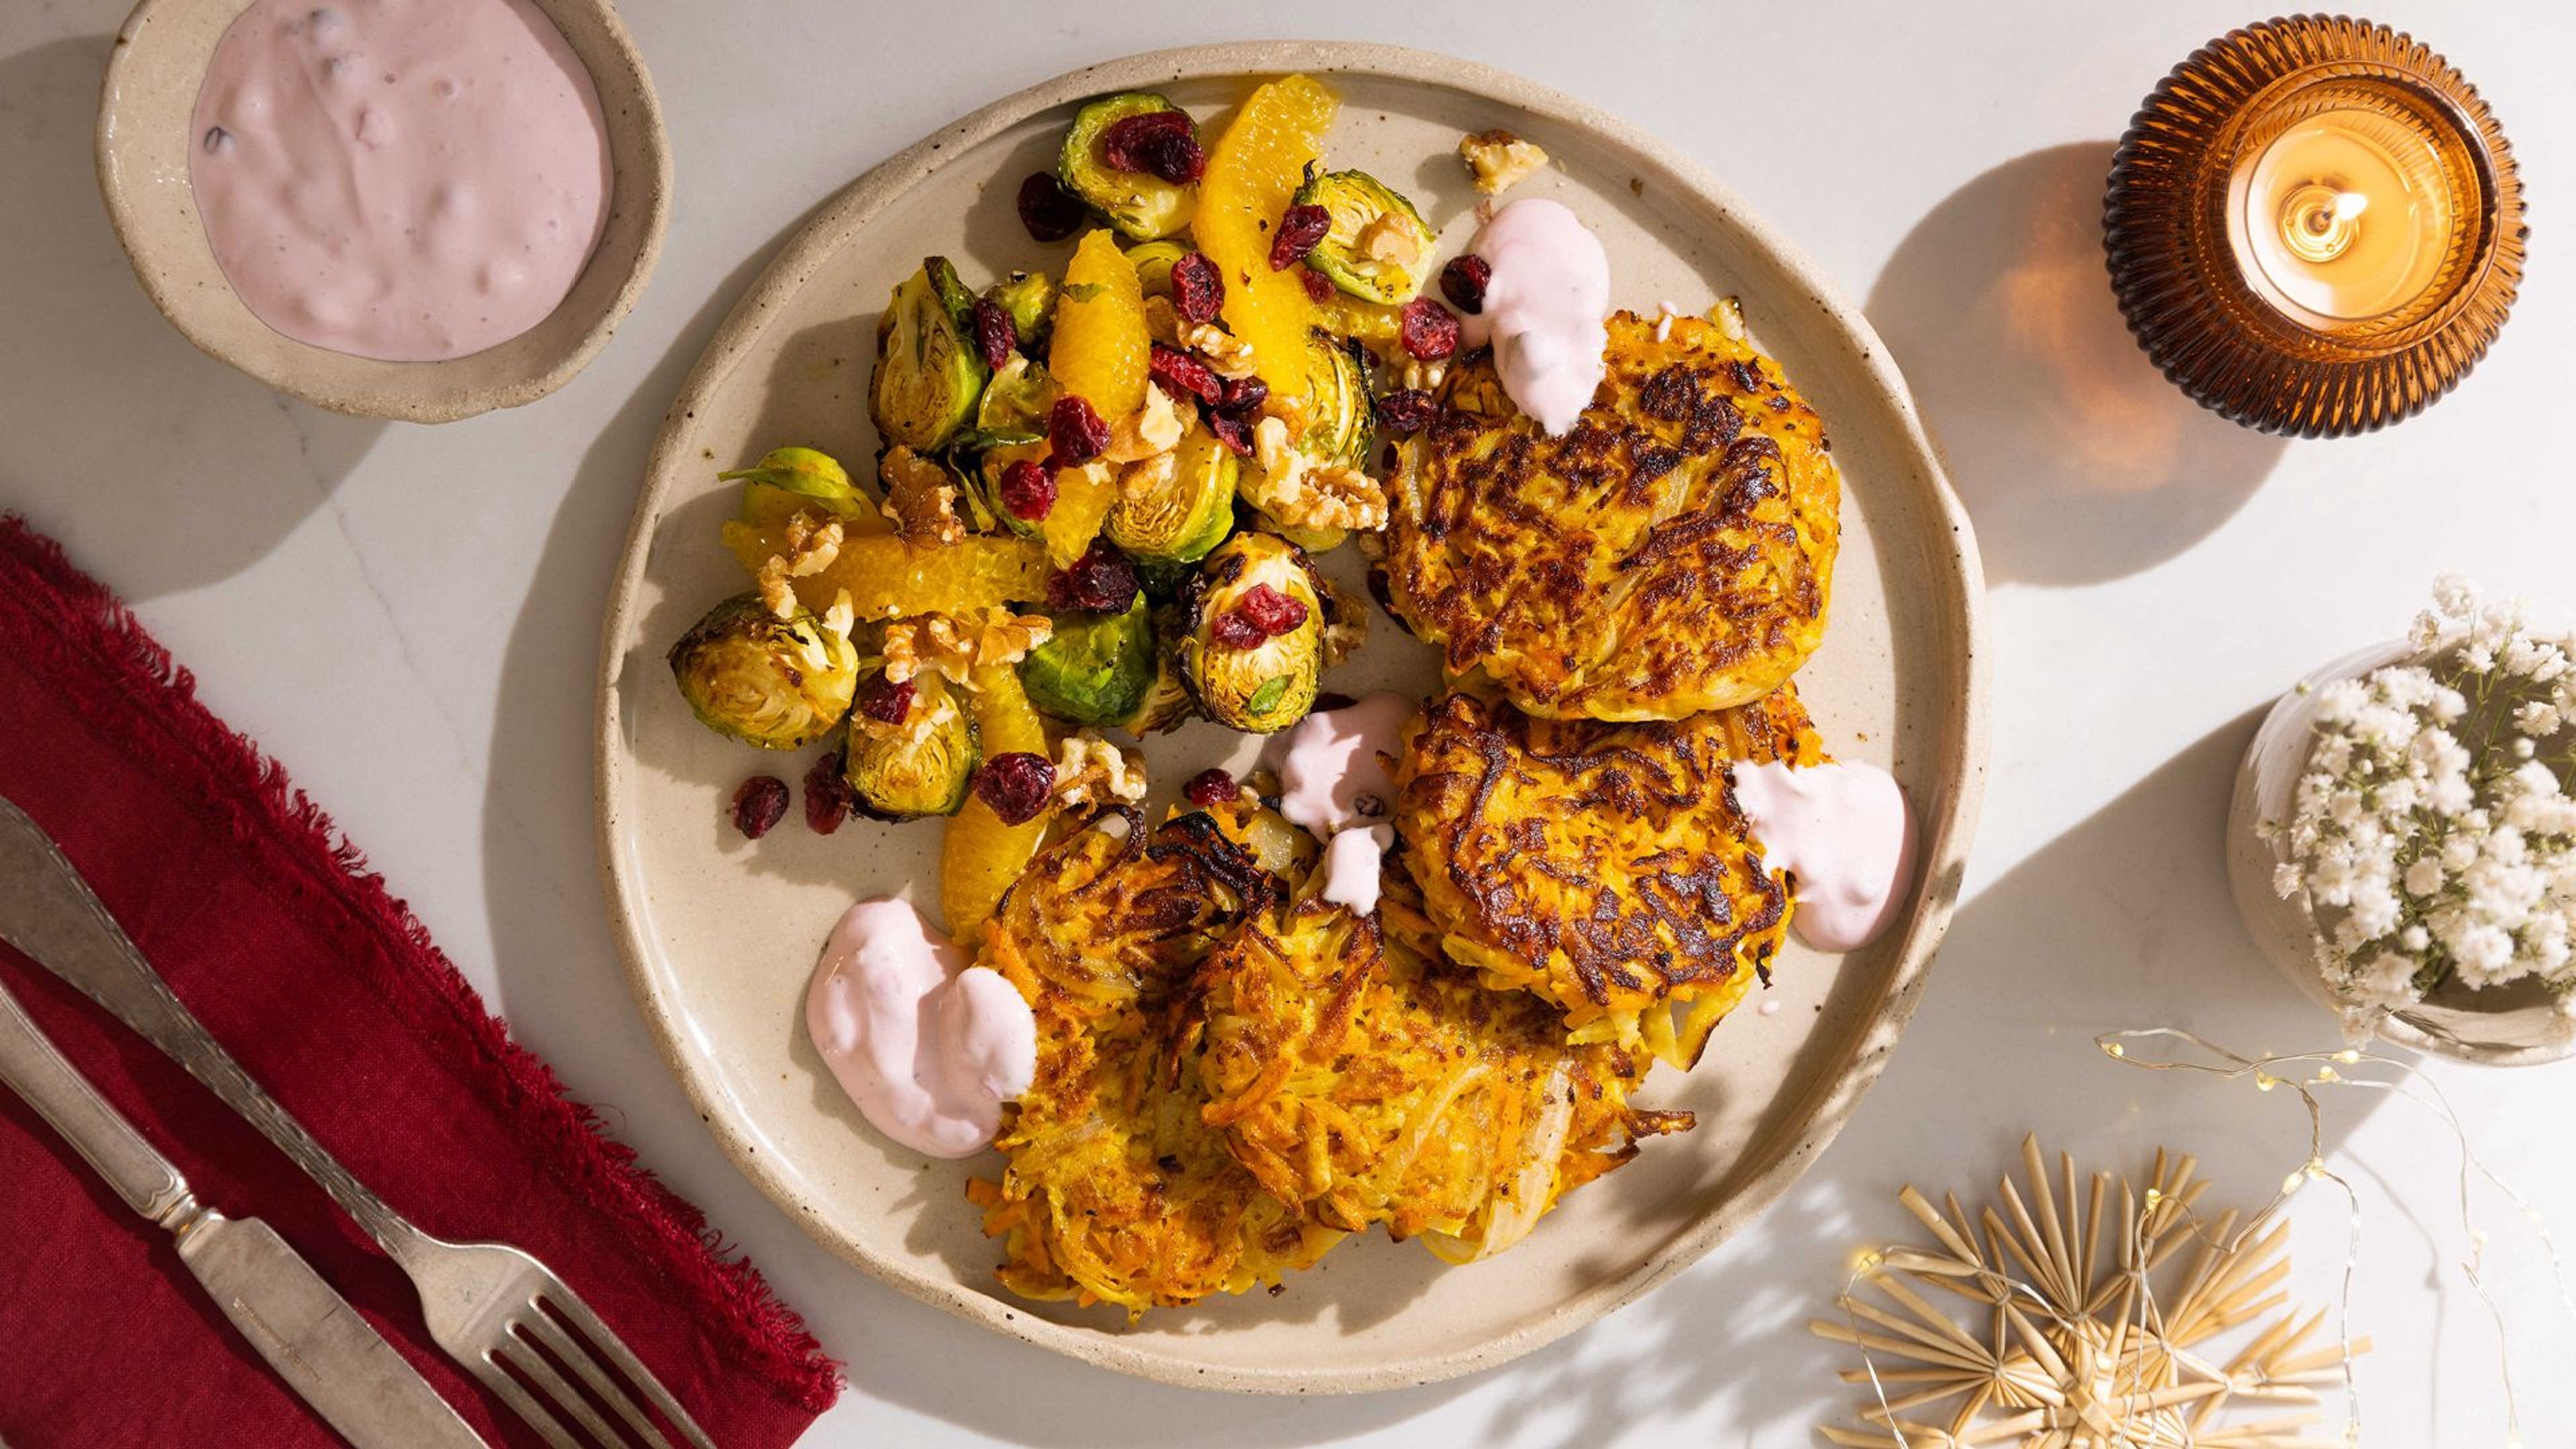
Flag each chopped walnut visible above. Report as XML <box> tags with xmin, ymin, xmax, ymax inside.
<box><xmin>1355</xmin><ymin>211</ymin><xmax>1425</xmax><ymax>270</ymax></box>
<box><xmin>754</xmin><ymin>514</ymin><xmax>847</xmax><ymax>618</ymax></box>
<box><xmin>852</xmin><ymin>681</ymin><xmax>960</xmax><ymax>745</ymax></box>
<box><xmin>880</xmin><ymin>608</ymin><xmax>1053</xmax><ymax>684</ymax></box>
<box><xmin>1244</xmin><ymin>417</ymin><xmax>1389</xmax><ymax>533</ymax></box>
<box><xmin>820</xmin><ymin>588</ymin><xmax>855</xmax><ymax>639</ymax></box>
<box><xmin>1102</xmin><ymin>383</ymin><xmax>1185</xmax><ymax>464</ymax></box>
<box><xmin>1257</xmin><ymin>391</ymin><xmax>1311</xmax><ymax>437</ymax></box>
<box><xmin>1395</xmin><ymin>356</ymin><xmax>1448</xmax><ymax>392</ymax></box>
<box><xmin>1120</xmin><ymin>449</ymin><xmax>1179</xmax><ymax>502</ymax></box>
<box><xmin>877</xmin><ymin>446</ymin><xmax>967</xmax><ymax>546</ymax></box>
<box><xmin>1459</xmin><ymin>128</ymin><xmax>1550</xmax><ymax>194</ymax></box>
<box><xmin>1051</xmin><ymin>731</ymin><xmax>1147</xmax><ymax>812</ymax></box>
<box><xmin>1711</xmin><ymin>294</ymin><xmax>1749</xmax><ymax>343</ymax></box>
<box><xmin>1144</xmin><ymin>296</ymin><xmax>1256</xmax><ymax>377</ymax></box>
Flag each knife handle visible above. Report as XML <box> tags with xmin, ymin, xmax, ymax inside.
<box><xmin>0</xmin><ymin>800</ymin><xmax>423</xmax><ymax>1258</ymax></box>
<box><xmin>0</xmin><ymin>974</ymin><xmax>195</xmax><ymax>1226</ymax></box>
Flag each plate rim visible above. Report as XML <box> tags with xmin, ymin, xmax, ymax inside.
<box><xmin>594</xmin><ymin>38</ymin><xmax>1991</xmax><ymax>1394</ymax></box>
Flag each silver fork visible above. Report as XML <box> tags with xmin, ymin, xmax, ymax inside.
<box><xmin>0</xmin><ymin>798</ymin><xmax>716</xmax><ymax>1449</ymax></box>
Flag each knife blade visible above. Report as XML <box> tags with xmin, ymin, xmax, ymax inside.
<box><xmin>0</xmin><ymin>976</ymin><xmax>484</xmax><ymax>1449</ymax></box>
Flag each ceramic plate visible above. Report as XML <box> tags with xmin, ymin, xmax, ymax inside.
<box><xmin>596</xmin><ymin>42</ymin><xmax>1987</xmax><ymax>1393</ymax></box>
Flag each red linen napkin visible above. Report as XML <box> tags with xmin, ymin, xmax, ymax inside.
<box><xmin>0</xmin><ymin>517</ymin><xmax>839</xmax><ymax>1446</ymax></box>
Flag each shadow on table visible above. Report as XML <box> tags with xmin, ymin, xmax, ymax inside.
<box><xmin>1866</xmin><ymin>143</ymin><xmax>2286</xmax><ymax>589</ymax></box>
<box><xmin>0</xmin><ymin>35</ymin><xmax>382</xmax><ymax>596</ymax></box>
<box><xmin>1408</xmin><ymin>710</ymin><xmax>2398</xmax><ymax>1444</ymax></box>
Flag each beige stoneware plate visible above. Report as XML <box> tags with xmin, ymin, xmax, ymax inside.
<box><xmin>597</xmin><ymin>42</ymin><xmax>1987</xmax><ymax>1392</ymax></box>
<box><xmin>97</xmin><ymin>0</ymin><xmax>670</xmax><ymax>423</ymax></box>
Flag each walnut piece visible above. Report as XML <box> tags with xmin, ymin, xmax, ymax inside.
<box><xmin>1355</xmin><ymin>211</ymin><xmax>1426</xmax><ymax>270</ymax></box>
<box><xmin>877</xmin><ymin>445</ymin><xmax>967</xmax><ymax>546</ymax></box>
<box><xmin>1243</xmin><ymin>417</ymin><xmax>1389</xmax><ymax>534</ymax></box>
<box><xmin>881</xmin><ymin>608</ymin><xmax>1053</xmax><ymax>684</ymax></box>
<box><xmin>755</xmin><ymin>514</ymin><xmax>846</xmax><ymax>618</ymax></box>
<box><xmin>1102</xmin><ymin>383</ymin><xmax>1185</xmax><ymax>464</ymax></box>
<box><xmin>1459</xmin><ymin>129</ymin><xmax>1549</xmax><ymax>195</ymax></box>
<box><xmin>1143</xmin><ymin>296</ymin><xmax>1256</xmax><ymax>377</ymax></box>
<box><xmin>1120</xmin><ymin>449</ymin><xmax>1179</xmax><ymax>503</ymax></box>
<box><xmin>1051</xmin><ymin>731</ymin><xmax>1147</xmax><ymax>812</ymax></box>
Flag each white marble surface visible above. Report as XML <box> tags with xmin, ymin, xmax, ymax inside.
<box><xmin>5</xmin><ymin>0</ymin><xmax>2573</xmax><ymax>1442</ymax></box>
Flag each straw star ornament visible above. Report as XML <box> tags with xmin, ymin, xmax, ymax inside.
<box><xmin>1811</xmin><ymin>1136</ymin><xmax>2363</xmax><ymax>1448</ymax></box>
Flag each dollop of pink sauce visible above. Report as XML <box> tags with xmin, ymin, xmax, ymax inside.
<box><xmin>1734</xmin><ymin>761</ymin><xmax>1918</xmax><ymax>952</ymax></box>
<box><xmin>188</xmin><ymin>0</ymin><xmax>612</xmax><ymax>362</ymax></box>
<box><xmin>1458</xmin><ymin>199</ymin><xmax>1610</xmax><ymax>435</ymax></box>
<box><xmin>804</xmin><ymin>900</ymin><xmax>1036</xmax><ymax>1159</ymax></box>
<box><xmin>1270</xmin><ymin>692</ymin><xmax>1417</xmax><ymax>916</ymax></box>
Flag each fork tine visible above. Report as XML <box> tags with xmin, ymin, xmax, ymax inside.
<box><xmin>474</xmin><ymin>1350</ymin><xmax>584</xmax><ymax>1449</ymax></box>
<box><xmin>519</xmin><ymin>1303</ymin><xmax>667</xmax><ymax>1448</ymax></box>
<box><xmin>500</xmin><ymin>1332</ymin><xmax>631</xmax><ymax>1449</ymax></box>
<box><xmin>537</xmin><ymin>1287</ymin><xmax>717</xmax><ymax>1449</ymax></box>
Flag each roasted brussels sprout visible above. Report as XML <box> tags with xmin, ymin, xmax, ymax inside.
<box><xmin>1116</xmin><ymin>604</ymin><xmax>1197</xmax><ymax>733</ymax></box>
<box><xmin>1106</xmin><ymin>424</ymin><xmax>1236</xmax><ymax>565</ymax></box>
<box><xmin>983</xmin><ymin>271</ymin><xmax>1058</xmax><ymax>356</ymax></box>
<box><xmin>1179</xmin><ymin>533</ymin><xmax>1325</xmax><ymax>734</ymax></box>
<box><xmin>871</xmin><ymin>257</ymin><xmax>989</xmax><ymax>451</ymax></box>
<box><xmin>722</xmin><ymin>446</ymin><xmax>870</xmax><ymax>527</ymax></box>
<box><xmin>1020</xmin><ymin>596</ymin><xmax>1156</xmax><ymax>726</ymax></box>
<box><xmin>964</xmin><ymin>439</ymin><xmax>1049</xmax><ymax>540</ymax></box>
<box><xmin>1125</xmin><ymin>239</ymin><xmax>1191</xmax><ymax>300</ymax></box>
<box><xmin>1057</xmin><ymin>93</ymin><xmax>1196</xmax><ymax>240</ymax></box>
<box><xmin>845</xmin><ymin>669</ymin><xmax>980</xmax><ymax>818</ymax></box>
<box><xmin>1299</xmin><ymin>331</ymin><xmax>1371</xmax><ymax>469</ymax></box>
<box><xmin>667</xmin><ymin>592</ymin><xmax>861</xmax><ymax>750</ymax></box>
<box><xmin>973</xmin><ymin>354</ymin><xmax>1055</xmax><ymax>439</ymax></box>
<box><xmin>1290</xmin><ymin>169</ymin><xmax>1434</xmax><ymax>305</ymax></box>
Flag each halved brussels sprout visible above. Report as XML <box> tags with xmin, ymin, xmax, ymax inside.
<box><xmin>1106</xmin><ymin>424</ymin><xmax>1236</xmax><ymax>565</ymax></box>
<box><xmin>845</xmin><ymin>669</ymin><xmax>980</xmax><ymax>819</ymax></box>
<box><xmin>722</xmin><ymin>446</ymin><xmax>871</xmax><ymax>527</ymax></box>
<box><xmin>1020</xmin><ymin>596</ymin><xmax>1156</xmax><ymax>726</ymax></box>
<box><xmin>1179</xmin><ymin>533</ymin><xmax>1325</xmax><ymax>735</ymax></box>
<box><xmin>871</xmin><ymin>257</ymin><xmax>989</xmax><ymax>451</ymax></box>
<box><xmin>1290</xmin><ymin>168</ymin><xmax>1434</xmax><ymax>305</ymax></box>
<box><xmin>1058</xmin><ymin>93</ymin><xmax>1196</xmax><ymax>240</ymax></box>
<box><xmin>973</xmin><ymin>354</ymin><xmax>1055</xmax><ymax>438</ymax></box>
<box><xmin>1126</xmin><ymin>239</ymin><xmax>1191</xmax><ymax>299</ymax></box>
<box><xmin>667</xmin><ymin>592</ymin><xmax>860</xmax><ymax>750</ymax></box>
<box><xmin>1299</xmin><ymin>331</ymin><xmax>1371</xmax><ymax>469</ymax></box>
<box><xmin>1116</xmin><ymin>608</ymin><xmax>1196</xmax><ymax>734</ymax></box>
<box><xmin>1248</xmin><ymin>508</ymin><xmax>1346</xmax><ymax>556</ymax></box>
<box><xmin>965</xmin><ymin>439</ymin><xmax>1048</xmax><ymax>540</ymax></box>
<box><xmin>983</xmin><ymin>270</ymin><xmax>1057</xmax><ymax>356</ymax></box>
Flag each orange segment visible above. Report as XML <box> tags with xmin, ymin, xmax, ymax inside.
<box><xmin>941</xmin><ymin>665</ymin><xmax>1051</xmax><ymax>936</ymax></box>
<box><xmin>1194</xmin><ymin>74</ymin><xmax>1336</xmax><ymax>400</ymax></box>
<box><xmin>1050</xmin><ymin>231</ymin><xmax>1148</xmax><ymax>420</ymax></box>
<box><xmin>721</xmin><ymin>524</ymin><xmax>1048</xmax><ymax>618</ymax></box>
<box><xmin>1040</xmin><ymin>461</ymin><xmax>1116</xmax><ymax>568</ymax></box>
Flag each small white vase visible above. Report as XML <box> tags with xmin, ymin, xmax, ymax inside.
<box><xmin>2225</xmin><ymin>640</ymin><xmax>2576</xmax><ymax>1067</ymax></box>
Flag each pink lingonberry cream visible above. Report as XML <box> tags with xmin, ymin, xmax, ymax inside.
<box><xmin>1733</xmin><ymin>759</ymin><xmax>1917</xmax><ymax>953</ymax></box>
<box><xmin>189</xmin><ymin>0</ymin><xmax>612</xmax><ymax>362</ymax></box>
<box><xmin>804</xmin><ymin>900</ymin><xmax>1036</xmax><ymax>1159</ymax></box>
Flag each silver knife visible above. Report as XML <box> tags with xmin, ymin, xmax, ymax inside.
<box><xmin>0</xmin><ymin>975</ymin><xmax>485</xmax><ymax>1449</ymax></box>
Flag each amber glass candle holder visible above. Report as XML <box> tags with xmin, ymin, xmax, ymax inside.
<box><xmin>2104</xmin><ymin>16</ymin><xmax>2525</xmax><ymax>437</ymax></box>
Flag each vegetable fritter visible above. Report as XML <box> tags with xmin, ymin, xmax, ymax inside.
<box><xmin>1195</xmin><ymin>881</ymin><xmax>1690</xmax><ymax>1261</ymax></box>
<box><xmin>1391</xmin><ymin>686</ymin><xmax>1825</xmax><ymax>1065</ymax></box>
<box><xmin>969</xmin><ymin>806</ymin><xmax>1342</xmax><ymax>1318</ymax></box>
<box><xmin>1383</xmin><ymin>310</ymin><xmax>1839</xmax><ymax>721</ymax></box>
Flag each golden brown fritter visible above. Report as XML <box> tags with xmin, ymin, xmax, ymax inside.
<box><xmin>1390</xmin><ymin>686</ymin><xmax>1825</xmax><ymax>1065</ymax></box>
<box><xmin>969</xmin><ymin>806</ymin><xmax>1342</xmax><ymax>1318</ymax></box>
<box><xmin>1382</xmin><ymin>310</ymin><xmax>1840</xmax><ymax>722</ymax></box>
<box><xmin>1194</xmin><ymin>882</ymin><xmax>1690</xmax><ymax>1260</ymax></box>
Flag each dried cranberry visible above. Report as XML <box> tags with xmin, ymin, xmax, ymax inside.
<box><xmin>1268</xmin><ymin>203</ymin><xmax>1331</xmax><ymax>270</ymax></box>
<box><xmin>857</xmin><ymin>674</ymin><xmax>917</xmax><ymax>726</ymax></box>
<box><xmin>1148</xmin><ymin>345</ymin><xmax>1222</xmax><ymax>406</ymax></box>
<box><xmin>998</xmin><ymin>458</ymin><xmax>1056</xmax><ymax>521</ymax></box>
<box><xmin>1100</xmin><ymin>110</ymin><xmax>1196</xmax><ymax>176</ymax></box>
<box><xmin>1134</xmin><ymin>129</ymin><xmax>1206</xmax><ymax>186</ymax></box>
<box><xmin>1235</xmin><ymin>582</ymin><xmax>1309</xmax><ymax>636</ymax></box>
<box><xmin>1046</xmin><ymin>538</ymin><xmax>1140</xmax><ymax>613</ymax></box>
<box><xmin>1207</xmin><ymin>411</ymin><xmax>1254</xmax><ymax>457</ymax></box>
<box><xmin>730</xmin><ymin>776</ymin><xmax>789</xmax><ymax>840</ymax></box>
<box><xmin>975</xmin><ymin>752</ymin><xmax>1054</xmax><ymax>826</ymax></box>
<box><xmin>1015</xmin><ymin>172</ymin><xmax>1085</xmax><ymax>243</ymax></box>
<box><xmin>1298</xmin><ymin>267</ymin><xmax>1335</xmax><ymax>303</ymax></box>
<box><xmin>1398</xmin><ymin>298</ymin><xmax>1460</xmax><ymax>360</ymax></box>
<box><xmin>804</xmin><ymin>749</ymin><xmax>855</xmax><ymax>835</ymax></box>
<box><xmin>1218</xmin><ymin>374</ymin><xmax>1268</xmax><ymax>415</ymax></box>
<box><xmin>1375</xmin><ymin>388</ymin><xmax>1438</xmax><ymax>434</ymax></box>
<box><xmin>1047</xmin><ymin>394</ymin><xmax>1112</xmax><ymax>467</ymax></box>
<box><xmin>1169</xmin><ymin>252</ymin><xmax>1224</xmax><ymax>325</ymax></box>
<box><xmin>969</xmin><ymin>298</ymin><xmax>1018</xmax><ymax>371</ymax></box>
<box><xmin>1439</xmin><ymin>254</ymin><xmax>1491</xmax><ymax>315</ymax></box>
<box><xmin>1209</xmin><ymin>610</ymin><xmax>1267</xmax><ymax>650</ymax></box>
<box><xmin>1183</xmin><ymin>767</ymin><xmax>1238</xmax><ymax>808</ymax></box>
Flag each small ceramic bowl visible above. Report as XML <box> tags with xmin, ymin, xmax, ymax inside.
<box><xmin>95</xmin><ymin>0</ymin><xmax>671</xmax><ymax>423</ymax></box>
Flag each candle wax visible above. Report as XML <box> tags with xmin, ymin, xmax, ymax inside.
<box><xmin>2231</xmin><ymin>107</ymin><xmax>2453</xmax><ymax>324</ymax></box>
